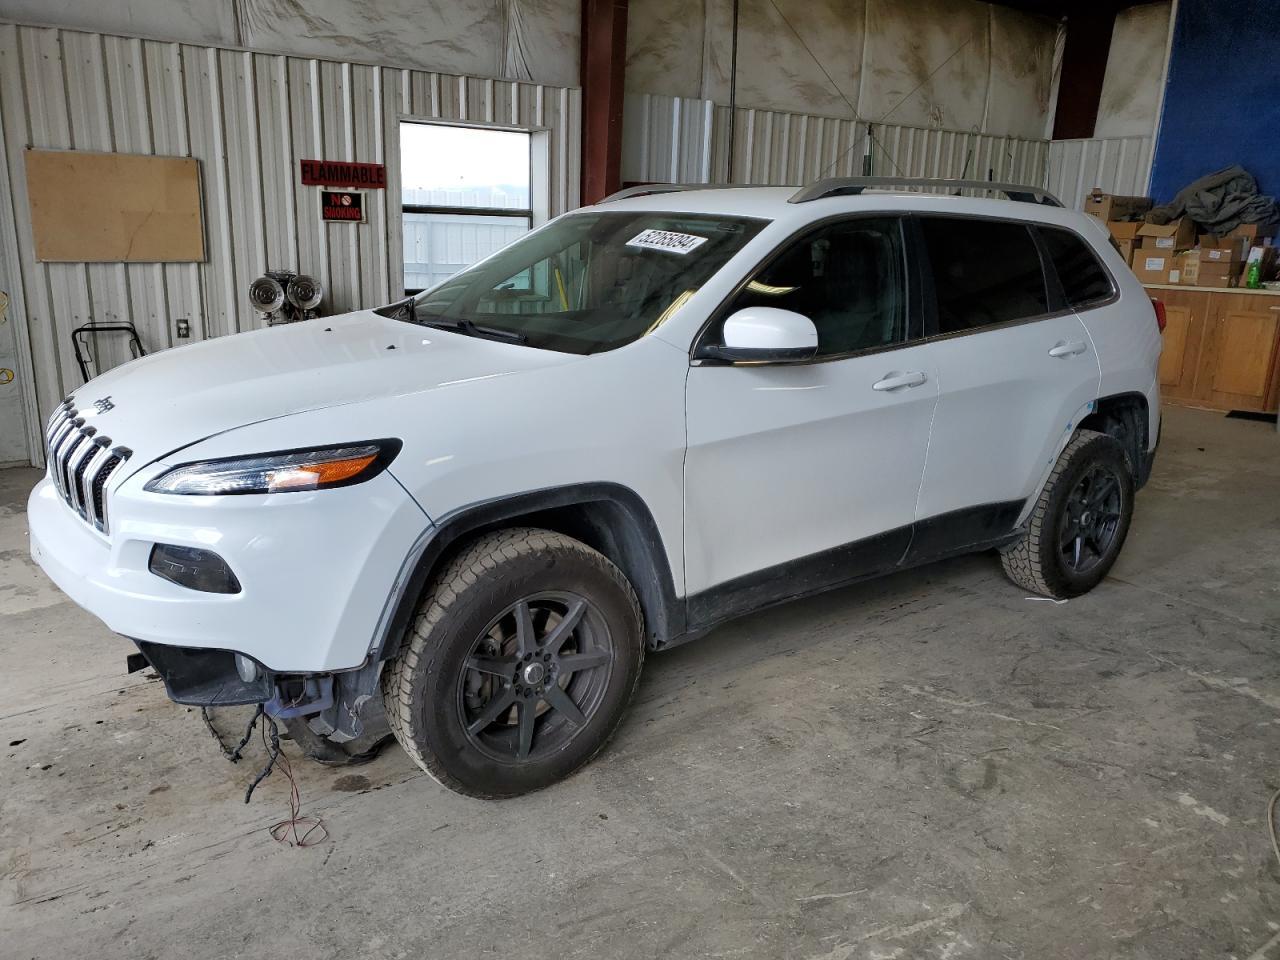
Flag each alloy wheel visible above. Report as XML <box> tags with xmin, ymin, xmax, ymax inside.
<box><xmin>457</xmin><ymin>592</ymin><xmax>613</xmax><ymax>763</ymax></box>
<box><xmin>1058</xmin><ymin>463</ymin><xmax>1124</xmax><ymax>575</ymax></box>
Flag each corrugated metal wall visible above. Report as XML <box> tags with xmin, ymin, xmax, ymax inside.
<box><xmin>0</xmin><ymin>21</ymin><xmax>580</xmax><ymax>465</ymax></box>
<box><xmin>1047</xmin><ymin>136</ymin><xmax>1154</xmax><ymax>210</ymax></box>
<box><xmin>622</xmin><ymin>93</ymin><xmax>1051</xmax><ymax>191</ymax></box>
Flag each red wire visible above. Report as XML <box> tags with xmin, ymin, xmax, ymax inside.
<box><xmin>259</xmin><ymin>720</ymin><xmax>328</xmax><ymax>847</ymax></box>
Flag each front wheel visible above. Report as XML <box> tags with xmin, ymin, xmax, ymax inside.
<box><xmin>1000</xmin><ymin>429</ymin><xmax>1135</xmax><ymax>599</ymax></box>
<box><xmin>381</xmin><ymin>528</ymin><xmax>644</xmax><ymax>798</ymax></box>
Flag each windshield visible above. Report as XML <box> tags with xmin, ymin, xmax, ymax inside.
<box><xmin>387</xmin><ymin>211</ymin><xmax>767</xmax><ymax>354</ymax></box>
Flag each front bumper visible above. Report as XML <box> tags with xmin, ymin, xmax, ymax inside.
<box><xmin>28</xmin><ymin>469</ymin><xmax>431</xmax><ymax>673</ymax></box>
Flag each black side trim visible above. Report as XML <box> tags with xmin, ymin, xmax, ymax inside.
<box><xmin>902</xmin><ymin>500</ymin><xmax>1025</xmax><ymax>566</ymax></box>
<box><xmin>373</xmin><ymin>482</ymin><xmax>683</xmax><ymax>659</ymax></box>
<box><xmin>1140</xmin><ymin>415</ymin><xmax>1161</xmax><ymax>488</ymax></box>
<box><xmin>683</xmin><ymin>500</ymin><xmax>1026</xmax><ymax>641</ymax></box>
<box><xmin>686</xmin><ymin>526</ymin><xmax>911</xmax><ymax>635</ymax></box>
<box><xmin>133</xmin><ymin>640</ymin><xmax>273</xmax><ymax>706</ymax></box>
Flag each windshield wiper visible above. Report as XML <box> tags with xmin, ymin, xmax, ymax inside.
<box><xmin>421</xmin><ymin>318</ymin><xmax>528</xmax><ymax>344</ymax></box>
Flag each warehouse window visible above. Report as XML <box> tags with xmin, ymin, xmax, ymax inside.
<box><xmin>401</xmin><ymin>123</ymin><xmax>532</xmax><ymax>294</ymax></box>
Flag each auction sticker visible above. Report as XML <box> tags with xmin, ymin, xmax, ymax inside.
<box><xmin>626</xmin><ymin>229</ymin><xmax>708</xmax><ymax>255</ymax></box>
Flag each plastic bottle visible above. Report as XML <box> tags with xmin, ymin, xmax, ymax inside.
<box><xmin>1246</xmin><ymin>259</ymin><xmax>1262</xmax><ymax>289</ymax></box>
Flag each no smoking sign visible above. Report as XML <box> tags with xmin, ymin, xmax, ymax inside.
<box><xmin>321</xmin><ymin>190</ymin><xmax>366</xmax><ymax>223</ymax></box>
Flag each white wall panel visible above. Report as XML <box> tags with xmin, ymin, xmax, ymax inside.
<box><xmin>1047</xmin><ymin>136</ymin><xmax>1153</xmax><ymax>211</ymax></box>
<box><xmin>1095</xmin><ymin>2</ymin><xmax>1172</xmax><ymax>140</ymax></box>
<box><xmin>0</xmin><ymin>21</ymin><xmax>580</xmax><ymax>465</ymax></box>
<box><xmin>627</xmin><ymin>0</ymin><xmax>1058</xmax><ymax>141</ymax></box>
<box><xmin>0</xmin><ymin>0</ymin><xmax>581</xmax><ymax>88</ymax></box>
<box><xmin>623</xmin><ymin>93</ymin><xmax>1049</xmax><ymax>191</ymax></box>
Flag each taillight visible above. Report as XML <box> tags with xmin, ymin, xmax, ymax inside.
<box><xmin>1151</xmin><ymin>297</ymin><xmax>1166</xmax><ymax>333</ymax></box>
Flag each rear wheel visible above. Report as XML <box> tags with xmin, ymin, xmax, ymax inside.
<box><xmin>381</xmin><ymin>528</ymin><xmax>644</xmax><ymax>798</ymax></box>
<box><xmin>1000</xmin><ymin>429</ymin><xmax>1134</xmax><ymax>599</ymax></box>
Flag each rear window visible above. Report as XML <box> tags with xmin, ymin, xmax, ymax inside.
<box><xmin>919</xmin><ymin>217</ymin><xmax>1049</xmax><ymax>333</ymax></box>
<box><xmin>1040</xmin><ymin>226</ymin><xmax>1114</xmax><ymax>308</ymax></box>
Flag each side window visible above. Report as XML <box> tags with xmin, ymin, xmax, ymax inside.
<box><xmin>1039</xmin><ymin>226</ymin><xmax>1114</xmax><ymax>308</ymax></box>
<box><xmin>920</xmin><ymin>218</ymin><xmax>1049</xmax><ymax>334</ymax></box>
<box><xmin>720</xmin><ymin>217</ymin><xmax>907</xmax><ymax>357</ymax></box>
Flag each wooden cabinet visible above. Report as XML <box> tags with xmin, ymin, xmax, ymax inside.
<box><xmin>1144</xmin><ymin>285</ymin><xmax>1280</xmax><ymax>412</ymax></box>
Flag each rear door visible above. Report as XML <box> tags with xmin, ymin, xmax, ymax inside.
<box><xmin>908</xmin><ymin>214</ymin><xmax>1101</xmax><ymax>560</ymax></box>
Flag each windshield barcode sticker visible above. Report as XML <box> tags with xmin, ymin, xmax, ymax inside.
<box><xmin>626</xmin><ymin>229</ymin><xmax>708</xmax><ymax>255</ymax></box>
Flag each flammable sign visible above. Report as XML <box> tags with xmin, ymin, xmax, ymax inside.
<box><xmin>321</xmin><ymin>190</ymin><xmax>365</xmax><ymax>223</ymax></box>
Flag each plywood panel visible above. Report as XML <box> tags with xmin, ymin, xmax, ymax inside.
<box><xmin>25</xmin><ymin>149</ymin><xmax>205</xmax><ymax>263</ymax></box>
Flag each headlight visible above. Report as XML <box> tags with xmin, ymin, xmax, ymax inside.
<box><xmin>144</xmin><ymin>440</ymin><xmax>401</xmax><ymax>496</ymax></box>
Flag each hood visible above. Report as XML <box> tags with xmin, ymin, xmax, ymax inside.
<box><xmin>66</xmin><ymin>310</ymin><xmax>578</xmax><ymax>466</ymax></box>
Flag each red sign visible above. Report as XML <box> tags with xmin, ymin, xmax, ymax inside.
<box><xmin>300</xmin><ymin>159</ymin><xmax>386</xmax><ymax>189</ymax></box>
<box><xmin>321</xmin><ymin>190</ymin><xmax>365</xmax><ymax>222</ymax></box>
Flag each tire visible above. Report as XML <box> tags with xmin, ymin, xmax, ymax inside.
<box><xmin>1000</xmin><ymin>429</ymin><xmax>1135</xmax><ymax>599</ymax></box>
<box><xmin>381</xmin><ymin>527</ymin><xmax>644</xmax><ymax>799</ymax></box>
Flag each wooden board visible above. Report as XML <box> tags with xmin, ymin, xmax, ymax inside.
<box><xmin>25</xmin><ymin>149</ymin><xmax>205</xmax><ymax>262</ymax></box>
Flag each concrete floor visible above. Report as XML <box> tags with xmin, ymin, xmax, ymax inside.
<box><xmin>2</xmin><ymin>404</ymin><xmax>1279</xmax><ymax>959</ymax></box>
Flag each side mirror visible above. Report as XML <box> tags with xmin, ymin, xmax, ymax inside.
<box><xmin>701</xmin><ymin>307</ymin><xmax>818</xmax><ymax>363</ymax></box>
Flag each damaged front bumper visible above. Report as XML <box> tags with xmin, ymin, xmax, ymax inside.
<box><xmin>129</xmin><ymin>639</ymin><xmax>383</xmax><ymax>744</ymax></box>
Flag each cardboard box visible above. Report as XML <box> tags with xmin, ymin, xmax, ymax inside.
<box><xmin>1115</xmin><ymin>239</ymin><xmax>1138</xmax><ymax>265</ymax></box>
<box><xmin>1084</xmin><ymin>190</ymin><xmax>1152</xmax><ymax>222</ymax></box>
<box><xmin>1138</xmin><ymin>218</ymin><xmax>1196</xmax><ymax>252</ymax></box>
<box><xmin>1196</xmin><ymin>262</ymin><xmax>1241</xmax><ymax>287</ymax></box>
<box><xmin>1108</xmin><ymin>221</ymin><xmax>1143</xmax><ymax>241</ymax></box>
<box><xmin>1225</xmin><ymin>222</ymin><xmax>1278</xmax><ymax>242</ymax></box>
<box><xmin>1201</xmin><ymin>246</ymin><xmax>1242</xmax><ymax>264</ymax></box>
<box><xmin>1132</xmin><ymin>251</ymin><xmax>1177</xmax><ymax>284</ymax></box>
<box><xmin>1175</xmin><ymin>250</ymin><xmax>1200</xmax><ymax>284</ymax></box>
<box><xmin>1202</xmin><ymin>234</ymin><xmax>1252</xmax><ymax>261</ymax></box>
<box><xmin>1191</xmin><ymin>248</ymin><xmax>1244</xmax><ymax>287</ymax></box>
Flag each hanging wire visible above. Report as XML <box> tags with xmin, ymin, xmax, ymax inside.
<box><xmin>201</xmin><ymin>705</ymin><xmax>328</xmax><ymax>847</ymax></box>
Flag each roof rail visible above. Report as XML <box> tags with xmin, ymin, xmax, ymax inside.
<box><xmin>597</xmin><ymin>183</ymin><xmax>782</xmax><ymax>203</ymax></box>
<box><xmin>788</xmin><ymin>177</ymin><xmax>1063</xmax><ymax>207</ymax></box>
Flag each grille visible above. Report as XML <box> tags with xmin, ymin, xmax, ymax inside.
<box><xmin>45</xmin><ymin>400</ymin><xmax>132</xmax><ymax>534</ymax></box>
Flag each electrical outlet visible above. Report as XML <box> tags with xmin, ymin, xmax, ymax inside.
<box><xmin>176</xmin><ymin>318</ymin><xmax>190</xmax><ymax>339</ymax></box>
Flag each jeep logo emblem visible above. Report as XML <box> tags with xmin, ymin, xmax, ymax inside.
<box><xmin>92</xmin><ymin>396</ymin><xmax>115</xmax><ymax>414</ymax></box>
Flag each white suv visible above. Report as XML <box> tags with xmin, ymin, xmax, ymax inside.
<box><xmin>29</xmin><ymin>178</ymin><xmax>1161</xmax><ymax>797</ymax></box>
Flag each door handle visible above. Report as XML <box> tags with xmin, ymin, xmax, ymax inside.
<box><xmin>872</xmin><ymin>370</ymin><xmax>927</xmax><ymax>391</ymax></box>
<box><xmin>1048</xmin><ymin>340</ymin><xmax>1087</xmax><ymax>358</ymax></box>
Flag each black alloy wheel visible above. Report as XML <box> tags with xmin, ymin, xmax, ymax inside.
<box><xmin>459</xmin><ymin>592</ymin><xmax>614</xmax><ymax>763</ymax></box>
<box><xmin>999</xmin><ymin>429</ymin><xmax>1135</xmax><ymax>599</ymax></box>
<box><xmin>381</xmin><ymin>528</ymin><xmax>644</xmax><ymax>798</ymax></box>
<box><xmin>1058</xmin><ymin>463</ymin><xmax>1124</xmax><ymax>575</ymax></box>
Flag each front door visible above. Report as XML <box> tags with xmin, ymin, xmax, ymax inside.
<box><xmin>684</xmin><ymin>216</ymin><xmax>937</xmax><ymax>620</ymax></box>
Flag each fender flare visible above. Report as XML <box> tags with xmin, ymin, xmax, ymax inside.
<box><xmin>367</xmin><ymin>482</ymin><xmax>685</xmax><ymax>662</ymax></box>
<box><xmin>1017</xmin><ymin>391</ymin><xmax>1152</xmax><ymax>527</ymax></box>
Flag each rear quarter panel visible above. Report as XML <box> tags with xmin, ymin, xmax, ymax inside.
<box><xmin>1072</xmin><ymin>216</ymin><xmax>1163</xmax><ymax>449</ymax></box>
